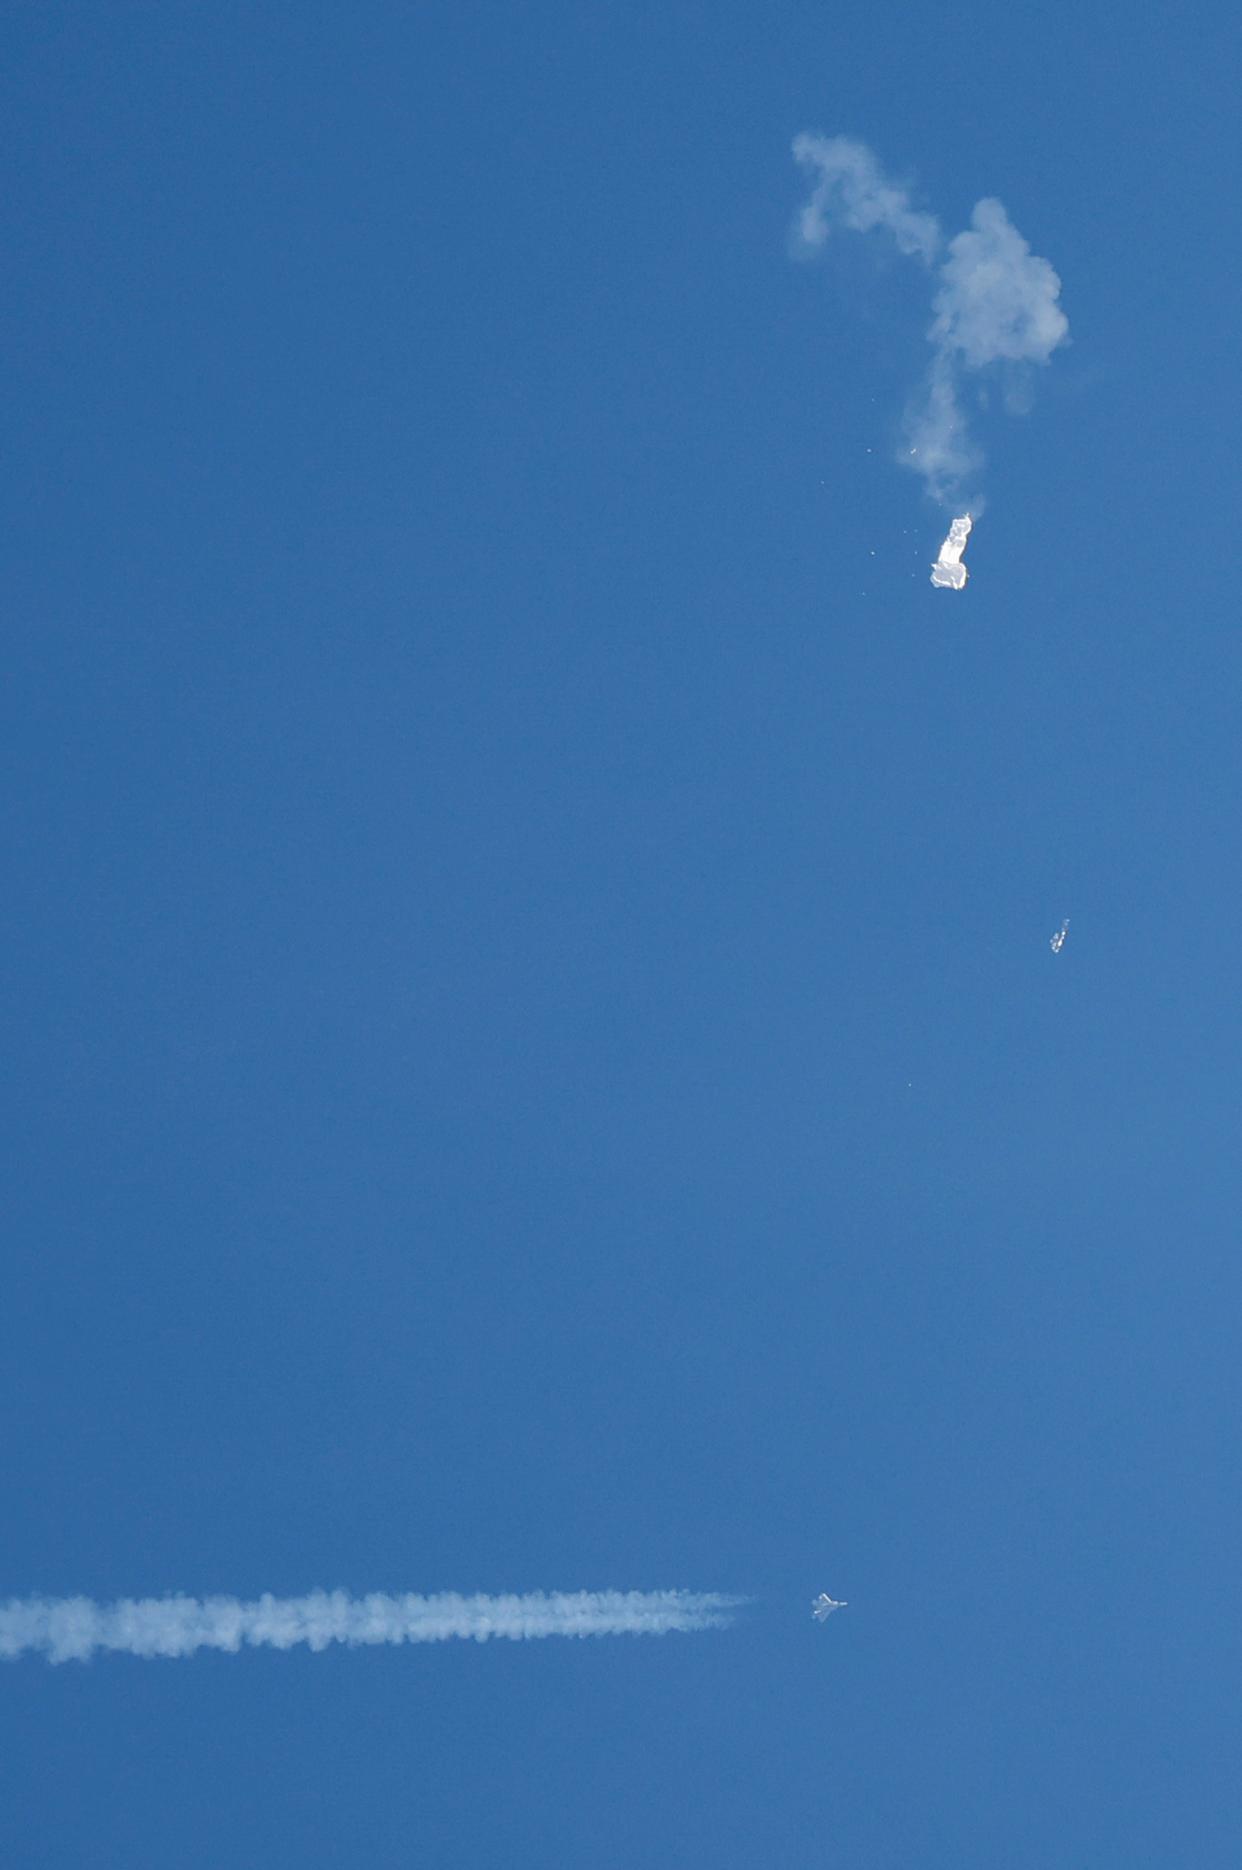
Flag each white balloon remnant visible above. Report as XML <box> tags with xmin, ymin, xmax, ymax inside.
<box><xmin>1050</xmin><ymin>918</ymin><xmax>1069</xmax><ymax>954</ymax></box>
<box><xmin>930</xmin><ymin>513</ymin><xmax>973</xmax><ymax>589</ymax></box>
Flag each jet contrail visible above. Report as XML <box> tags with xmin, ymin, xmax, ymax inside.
<box><xmin>0</xmin><ymin>1588</ymin><xmax>743</xmax><ymax>1665</ymax></box>
<box><xmin>792</xmin><ymin>133</ymin><xmax>1068</xmax><ymax>510</ymax></box>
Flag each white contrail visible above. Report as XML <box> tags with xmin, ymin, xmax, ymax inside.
<box><xmin>0</xmin><ymin>1588</ymin><xmax>743</xmax><ymax>1665</ymax></box>
<box><xmin>792</xmin><ymin>135</ymin><xmax>1068</xmax><ymax>508</ymax></box>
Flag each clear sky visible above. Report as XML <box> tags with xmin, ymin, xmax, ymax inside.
<box><xmin>5</xmin><ymin>3</ymin><xmax>1241</xmax><ymax>1863</ymax></box>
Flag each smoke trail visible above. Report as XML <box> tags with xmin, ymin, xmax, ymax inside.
<box><xmin>792</xmin><ymin>135</ymin><xmax>1068</xmax><ymax>507</ymax></box>
<box><xmin>0</xmin><ymin>1588</ymin><xmax>743</xmax><ymax>1665</ymax></box>
<box><xmin>791</xmin><ymin>133</ymin><xmax>939</xmax><ymax>261</ymax></box>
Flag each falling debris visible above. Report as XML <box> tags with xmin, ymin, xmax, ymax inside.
<box><xmin>811</xmin><ymin>1594</ymin><xmax>847</xmax><ymax>1622</ymax></box>
<box><xmin>930</xmin><ymin>514</ymin><xmax>973</xmax><ymax>589</ymax></box>
<box><xmin>1050</xmin><ymin>918</ymin><xmax>1069</xmax><ymax>954</ymax></box>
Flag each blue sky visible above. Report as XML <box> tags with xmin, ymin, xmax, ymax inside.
<box><xmin>5</xmin><ymin>2</ymin><xmax>1241</xmax><ymax>1862</ymax></box>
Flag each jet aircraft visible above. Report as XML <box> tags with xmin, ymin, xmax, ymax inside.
<box><xmin>812</xmin><ymin>1594</ymin><xmax>847</xmax><ymax>1621</ymax></box>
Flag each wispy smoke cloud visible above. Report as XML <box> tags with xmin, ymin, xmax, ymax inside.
<box><xmin>792</xmin><ymin>134</ymin><xmax>1068</xmax><ymax>506</ymax></box>
<box><xmin>929</xmin><ymin>197</ymin><xmax>1069</xmax><ymax>369</ymax></box>
<box><xmin>0</xmin><ymin>1588</ymin><xmax>743</xmax><ymax>1665</ymax></box>
<box><xmin>792</xmin><ymin>133</ymin><xmax>939</xmax><ymax>262</ymax></box>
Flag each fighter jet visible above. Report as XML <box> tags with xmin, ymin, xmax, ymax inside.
<box><xmin>811</xmin><ymin>1594</ymin><xmax>847</xmax><ymax>1621</ymax></box>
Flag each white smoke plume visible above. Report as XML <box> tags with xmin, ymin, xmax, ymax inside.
<box><xmin>792</xmin><ymin>134</ymin><xmax>939</xmax><ymax>262</ymax></box>
<box><xmin>0</xmin><ymin>1588</ymin><xmax>742</xmax><ymax>1665</ymax></box>
<box><xmin>792</xmin><ymin>134</ymin><xmax>1068</xmax><ymax>506</ymax></box>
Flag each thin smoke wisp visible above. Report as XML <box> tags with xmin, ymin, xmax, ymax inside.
<box><xmin>0</xmin><ymin>1588</ymin><xmax>744</xmax><ymax>1665</ymax></box>
<box><xmin>792</xmin><ymin>134</ymin><xmax>1068</xmax><ymax>507</ymax></box>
